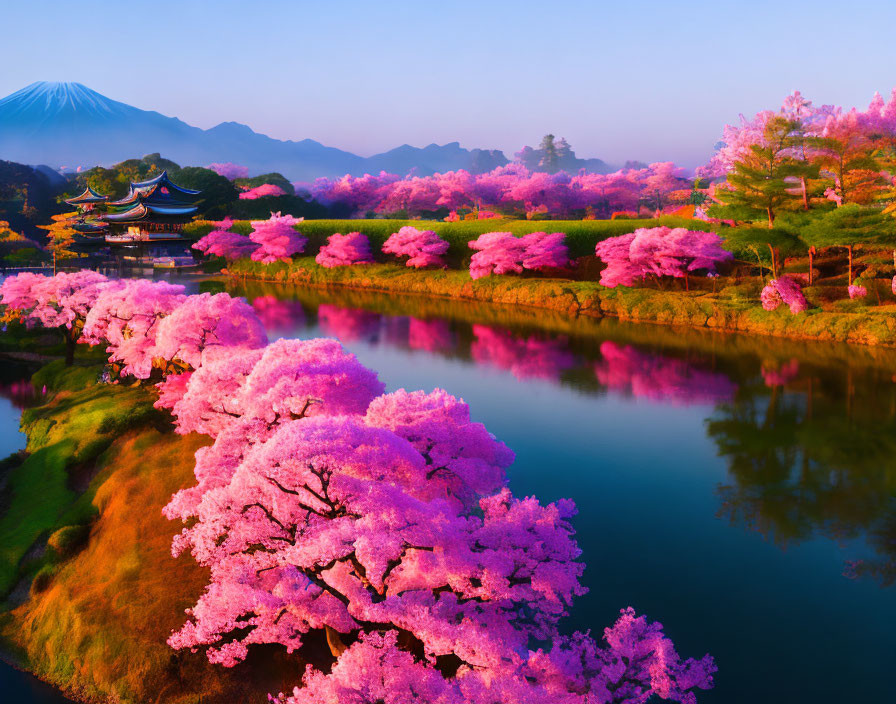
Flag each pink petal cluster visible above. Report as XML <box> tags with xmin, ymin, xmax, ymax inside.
<box><xmin>315</xmin><ymin>231</ymin><xmax>374</xmax><ymax>267</ymax></box>
<box><xmin>594</xmin><ymin>227</ymin><xmax>732</xmax><ymax>288</ymax></box>
<box><xmin>208</xmin><ymin>163</ymin><xmax>249</xmax><ymax>180</ymax></box>
<box><xmin>0</xmin><ymin>270</ymin><xmax>109</xmax><ymax>330</ymax></box>
<box><xmin>382</xmin><ymin>226</ymin><xmax>450</xmax><ymax>268</ymax></box>
<box><xmin>238</xmin><ymin>183</ymin><xmax>287</xmax><ymax>200</ymax></box>
<box><xmin>248</xmin><ymin>212</ymin><xmax>307</xmax><ymax>263</ymax></box>
<box><xmin>760</xmin><ymin>277</ymin><xmax>809</xmax><ymax>314</ymax></box>
<box><xmin>193</xmin><ymin>218</ymin><xmax>259</xmax><ymax>261</ymax></box>
<box><xmin>848</xmin><ymin>284</ymin><xmax>867</xmax><ymax>299</ymax></box>
<box><xmin>468</xmin><ymin>231</ymin><xmax>569</xmax><ymax>279</ymax></box>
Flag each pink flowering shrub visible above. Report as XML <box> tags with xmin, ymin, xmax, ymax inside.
<box><xmin>760</xmin><ymin>277</ymin><xmax>809</xmax><ymax>314</ymax></box>
<box><xmin>468</xmin><ymin>231</ymin><xmax>568</xmax><ymax>279</ymax></box>
<box><xmin>193</xmin><ymin>218</ymin><xmax>259</xmax><ymax>261</ymax></box>
<box><xmin>315</xmin><ymin>231</ymin><xmax>373</xmax><ymax>267</ymax></box>
<box><xmin>238</xmin><ymin>183</ymin><xmax>287</xmax><ymax>200</ymax></box>
<box><xmin>248</xmin><ymin>212</ymin><xmax>307</xmax><ymax>263</ymax></box>
<box><xmin>594</xmin><ymin>227</ymin><xmax>731</xmax><ymax>287</ymax></box>
<box><xmin>208</xmin><ymin>163</ymin><xmax>249</xmax><ymax>180</ymax></box>
<box><xmin>848</xmin><ymin>284</ymin><xmax>867</xmax><ymax>299</ymax></box>
<box><xmin>382</xmin><ymin>226</ymin><xmax>449</xmax><ymax>268</ymax></box>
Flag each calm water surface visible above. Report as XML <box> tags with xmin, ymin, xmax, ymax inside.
<box><xmin>1</xmin><ymin>272</ymin><xmax>894</xmax><ymax>703</ymax></box>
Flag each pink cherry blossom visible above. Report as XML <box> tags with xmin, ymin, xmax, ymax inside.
<box><xmin>248</xmin><ymin>212</ymin><xmax>307</xmax><ymax>263</ymax></box>
<box><xmin>315</xmin><ymin>232</ymin><xmax>374</xmax><ymax>267</ymax></box>
<box><xmin>760</xmin><ymin>277</ymin><xmax>809</xmax><ymax>314</ymax></box>
<box><xmin>382</xmin><ymin>226</ymin><xmax>450</xmax><ymax>268</ymax></box>
<box><xmin>238</xmin><ymin>183</ymin><xmax>287</xmax><ymax>200</ymax></box>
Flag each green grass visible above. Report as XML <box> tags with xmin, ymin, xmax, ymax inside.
<box><xmin>0</xmin><ymin>358</ymin><xmax>159</xmax><ymax>597</ymax></box>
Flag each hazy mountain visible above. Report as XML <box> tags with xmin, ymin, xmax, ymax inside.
<box><xmin>0</xmin><ymin>82</ymin><xmax>512</xmax><ymax>180</ymax></box>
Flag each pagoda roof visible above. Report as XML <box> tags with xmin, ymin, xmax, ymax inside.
<box><xmin>101</xmin><ymin>202</ymin><xmax>198</xmax><ymax>223</ymax></box>
<box><xmin>65</xmin><ymin>186</ymin><xmax>109</xmax><ymax>205</ymax></box>
<box><xmin>73</xmin><ymin>221</ymin><xmax>109</xmax><ymax>233</ymax></box>
<box><xmin>129</xmin><ymin>170</ymin><xmax>200</xmax><ymax>196</ymax></box>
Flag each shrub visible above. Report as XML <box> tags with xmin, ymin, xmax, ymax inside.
<box><xmin>47</xmin><ymin>524</ymin><xmax>91</xmax><ymax>560</ymax></box>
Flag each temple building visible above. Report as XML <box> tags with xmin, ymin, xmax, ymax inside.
<box><xmin>64</xmin><ymin>186</ymin><xmax>109</xmax><ymax>212</ymax></box>
<box><xmin>101</xmin><ymin>171</ymin><xmax>200</xmax><ymax>241</ymax></box>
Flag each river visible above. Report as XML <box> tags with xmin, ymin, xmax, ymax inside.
<box><xmin>1</xmin><ymin>274</ymin><xmax>894</xmax><ymax>702</ymax></box>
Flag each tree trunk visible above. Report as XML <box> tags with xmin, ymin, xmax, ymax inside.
<box><xmin>767</xmin><ymin>243</ymin><xmax>777</xmax><ymax>279</ymax></box>
<box><xmin>847</xmin><ymin>245</ymin><xmax>853</xmax><ymax>284</ymax></box>
<box><xmin>800</xmin><ymin>177</ymin><xmax>809</xmax><ymax>210</ymax></box>
<box><xmin>684</xmin><ymin>272</ymin><xmax>689</xmax><ymax>291</ymax></box>
<box><xmin>325</xmin><ymin>625</ymin><xmax>347</xmax><ymax>657</ymax></box>
<box><xmin>64</xmin><ymin>329</ymin><xmax>76</xmax><ymax>367</ymax></box>
<box><xmin>808</xmin><ymin>247</ymin><xmax>815</xmax><ymax>285</ymax></box>
<box><xmin>766</xmin><ymin>206</ymin><xmax>774</xmax><ymax>229</ymax></box>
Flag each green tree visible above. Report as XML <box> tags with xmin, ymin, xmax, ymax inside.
<box><xmin>721</xmin><ymin>226</ymin><xmax>804</xmax><ymax>279</ymax></box>
<box><xmin>174</xmin><ymin>167</ymin><xmax>240</xmax><ymax>219</ymax></box>
<box><xmin>799</xmin><ymin>204</ymin><xmax>896</xmax><ymax>283</ymax></box>
<box><xmin>713</xmin><ymin>116</ymin><xmax>813</xmax><ymax>228</ymax></box>
<box><xmin>538</xmin><ymin>134</ymin><xmax>559</xmax><ymax>173</ymax></box>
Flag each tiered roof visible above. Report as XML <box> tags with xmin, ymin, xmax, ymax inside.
<box><xmin>64</xmin><ymin>186</ymin><xmax>109</xmax><ymax>206</ymax></box>
<box><xmin>102</xmin><ymin>171</ymin><xmax>200</xmax><ymax>224</ymax></box>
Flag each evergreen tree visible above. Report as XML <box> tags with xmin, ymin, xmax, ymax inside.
<box><xmin>538</xmin><ymin>134</ymin><xmax>560</xmax><ymax>173</ymax></box>
<box><xmin>713</xmin><ymin>116</ymin><xmax>813</xmax><ymax>228</ymax></box>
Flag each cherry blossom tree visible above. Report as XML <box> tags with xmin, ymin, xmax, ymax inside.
<box><xmin>208</xmin><ymin>163</ymin><xmax>249</xmax><ymax>180</ymax></box>
<box><xmin>382</xmin><ymin>226</ymin><xmax>450</xmax><ymax>268</ymax></box>
<box><xmin>468</xmin><ymin>231</ymin><xmax>568</xmax><ymax>279</ymax></box>
<box><xmin>760</xmin><ymin>276</ymin><xmax>809</xmax><ymax>314</ymax></box>
<box><xmin>239</xmin><ymin>183</ymin><xmax>288</xmax><ymax>200</ymax></box>
<box><xmin>315</xmin><ymin>232</ymin><xmax>374</xmax><ymax>267</ymax></box>
<box><xmin>0</xmin><ymin>270</ymin><xmax>111</xmax><ymax>365</ymax></box>
<box><xmin>520</xmin><ymin>231</ymin><xmax>569</xmax><ymax>270</ymax></box>
<box><xmin>594</xmin><ymin>227</ymin><xmax>732</xmax><ymax>288</ymax></box>
<box><xmin>153</xmin><ymin>292</ymin><xmax>268</xmax><ymax>373</ymax></box>
<box><xmin>81</xmin><ymin>279</ymin><xmax>186</xmax><ymax>378</ymax></box>
<box><xmin>248</xmin><ymin>212</ymin><xmax>307</xmax><ymax>263</ymax></box>
<box><xmin>193</xmin><ymin>218</ymin><xmax>259</xmax><ymax>261</ymax></box>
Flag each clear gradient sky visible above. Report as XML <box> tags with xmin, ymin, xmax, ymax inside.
<box><xmin>3</xmin><ymin>0</ymin><xmax>894</xmax><ymax>167</ymax></box>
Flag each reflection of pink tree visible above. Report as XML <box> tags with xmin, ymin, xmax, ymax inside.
<box><xmin>317</xmin><ymin>304</ymin><xmax>382</xmax><ymax>342</ymax></box>
<box><xmin>408</xmin><ymin>317</ymin><xmax>454</xmax><ymax>353</ymax></box>
<box><xmin>594</xmin><ymin>341</ymin><xmax>736</xmax><ymax>406</ymax></box>
<box><xmin>761</xmin><ymin>359</ymin><xmax>800</xmax><ymax>387</ymax></box>
<box><xmin>471</xmin><ymin>324</ymin><xmax>578</xmax><ymax>380</ymax></box>
<box><xmin>315</xmin><ymin>232</ymin><xmax>374</xmax><ymax>267</ymax></box>
<box><xmin>251</xmin><ymin>296</ymin><xmax>306</xmax><ymax>334</ymax></box>
<box><xmin>0</xmin><ymin>378</ymin><xmax>35</xmax><ymax>409</ymax></box>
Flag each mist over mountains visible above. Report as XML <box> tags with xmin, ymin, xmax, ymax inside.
<box><xmin>0</xmin><ymin>82</ymin><xmax>610</xmax><ymax>181</ymax></box>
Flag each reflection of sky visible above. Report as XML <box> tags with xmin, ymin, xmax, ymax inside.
<box><xmin>244</xmin><ymin>296</ymin><xmax>896</xmax><ymax>704</ymax></box>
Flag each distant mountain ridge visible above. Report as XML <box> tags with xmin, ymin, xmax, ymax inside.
<box><xmin>0</xmin><ymin>82</ymin><xmax>522</xmax><ymax>181</ymax></box>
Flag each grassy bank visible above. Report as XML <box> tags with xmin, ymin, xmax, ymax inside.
<box><xmin>0</xmin><ymin>352</ymin><xmax>303</xmax><ymax>703</ymax></box>
<box><xmin>226</xmin><ymin>256</ymin><xmax>896</xmax><ymax>347</ymax></box>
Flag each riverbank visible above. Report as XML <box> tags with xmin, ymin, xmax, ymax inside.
<box><xmin>225</xmin><ymin>257</ymin><xmax>896</xmax><ymax>348</ymax></box>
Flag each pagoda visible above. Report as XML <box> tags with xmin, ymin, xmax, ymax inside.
<box><xmin>101</xmin><ymin>171</ymin><xmax>200</xmax><ymax>241</ymax></box>
<box><xmin>64</xmin><ymin>186</ymin><xmax>110</xmax><ymax>239</ymax></box>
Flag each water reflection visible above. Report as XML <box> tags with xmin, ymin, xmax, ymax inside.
<box><xmin>225</xmin><ymin>280</ymin><xmax>896</xmax><ymax>590</ymax></box>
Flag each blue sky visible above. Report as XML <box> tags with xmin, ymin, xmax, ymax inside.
<box><xmin>3</xmin><ymin>0</ymin><xmax>893</xmax><ymax>167</ymax></box>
